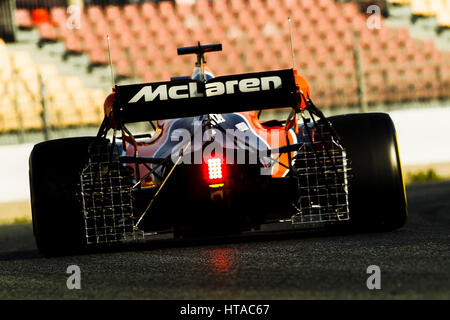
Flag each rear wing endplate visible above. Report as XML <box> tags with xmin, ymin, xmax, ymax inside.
<box><xmin>113</xmin><ymin>69</ymin><xmax>298</xmax><ymax>123</ymax></box>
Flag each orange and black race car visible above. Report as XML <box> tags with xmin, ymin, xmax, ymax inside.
<box><xmin>29</xmin><ymin>43</ymin><xmax>407</xmax><ymax>256</ymax></box>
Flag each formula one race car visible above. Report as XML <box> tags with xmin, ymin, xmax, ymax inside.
<box><xmin>29</xmin><ymin>43</ymin><xmax>408</xmax><ymax>256</ymax></box>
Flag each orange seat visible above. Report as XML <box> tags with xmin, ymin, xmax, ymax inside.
<box><xmin>82</xmin><ymin>33</ymin><xmax>101</xmax><ymax>52</ymax></box>
<box><xmin>212</xmin><ymin>0</ymin><xmax>228</xmax><ymax>15</ymax></box>
<box><xmin>229</xmin><ymin>0</ymin><xmax>245</xmax><ymax>13</ymax></box>
<box><xmin>123</xmin><ymin>4</ymin><xmax>139</xmax><ymax>21</ymax></box>
<box><xmin>92</xmin><ymin>18</ymin><xmax>111</xmax><ymax>39</ymax></box>
<box><xmin>32</xmin><ymin>8</ymin><xmax>51</xmax><ymax>25</ymax></box>
<box><xmin>88</xmin><ymin>47</ymin><xmax>108</xmax><ymax>65</ymax></box>
<box><xmin>115</xmin><ymin>58</ymin><xmax>133</xmax><ymax>78</ymax></box>
<box><xmin>194</xmin><ymin>0</ymin><xmax>211</xmax><ymax>14</ymax></box>
<box><xmin>248</xmin><ymin>0</ymin><xmax>264</xmax><ymax>13</ymax></box>
<box><xmin>128</xmin><ymin>16</ymin><xmax>146</xmax><ymax>35</ymax></box>
<box><xmin>158</xmin><ymin>1</ymin><xmax>175</xmax><ymax>20</ymax></box>
<box><xmin>87</xmin><ymin>6</ymin><xmax>104</xmax><ymax>23</ymax></box>
<box><xmin>176</xmin><ymin>1</ymin><xmax>193</xmax><ymax>16</ymax></box>
<box><xmin>105</xmin><ymin>5</ymin><xmax>121</xmax><ymax>22</ymax></box>
<box><xmin>134</xmin><ymin>58</ymin><xmax>151</xmax><ymax>79</ymax></box>
<box><xmin>141</xmin><ymin>1</ymin><xmax>157</xmax><ymax>14</ymax></box>
<box><xmin>64</xmin><ymin>31</ymin><xmax>83</xmax><ymax>54</ymax></box>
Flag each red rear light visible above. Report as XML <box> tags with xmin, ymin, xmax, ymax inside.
<box><xmin>207</xmin><ymin>157</ymin><xmax>223</xmax><ymax>180</ymax></box>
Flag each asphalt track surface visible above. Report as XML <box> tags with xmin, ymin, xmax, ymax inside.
<box><xmin>0</xmin><ymin>181</ymin><xmax>449</xmax><ymax>300</ymax></box>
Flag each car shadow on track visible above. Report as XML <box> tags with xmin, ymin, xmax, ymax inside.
<box><xmin>83</xmin><ymin>226</ymin><xmax>380</xmax><ymax>256</ymax></box>
<box><xmin>0</xmin><ymin>219</ymin><xmax>410</xmax><ymax>261</ymax></box>
<box><xmin>0</xmin><ymin>221</ymin><xmax>356</xmax><ymax>261</ymax></box>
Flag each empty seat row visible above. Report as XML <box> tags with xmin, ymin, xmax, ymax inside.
<box><xmin>387</xmin><ymin>0</ymin><xmax>450</xmax><ymax>28</ymax></box>
<box><xmin>0</xmin><ymin>40</ymin><xmax>106</xmax><ymax>133</ymax></box>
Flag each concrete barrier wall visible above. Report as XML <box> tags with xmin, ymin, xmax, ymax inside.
<box><xmin>1</xmin><ymin>106</ymin><xmax>449</xmax><ymax>203</ymax></box>
<box><xmin>0</xmin><ymin>143</ymin><xmax>34</xmax><ymax>202</ymax></box>
<box><xmin>390</xmin><ymin>106</ymin><xmax>450</xmax><ymax>164</ymax></box>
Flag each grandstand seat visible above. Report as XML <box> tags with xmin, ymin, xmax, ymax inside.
<box><xmin>0</xmin><ymin>39</ymin><xmax>114</xmax><ymax>131</ymax></box>
<box><xmin>212</xmin><ymin>0</ymin><xmax>228</xmax><ymax>15</ymax></box>
<box><xmin>80</xmin><ymin>32</ymin><xmax>101</xmax><ymax>52</ymax></box>
<box><xmin>50</xmin><ymin>7</ymin><xmax>66</xmax><ymax>26</ymax></box>
<box><xmin>115</xmin><ymin>58</ymin><xmax>133</xmax><ymax>79</ymax></box>
<box><xmin>128</xmin><ymin>16</ymin><xmax>147</xmax><ymax>36</ymax></box>
<box><xmin>18</xmin><ymin>69</ymin><xmax>40</xmax><ymax>99</ymax></box>
<box><xmin>87</xmin><ymin>6</ymin><xmax>104</xmax><ymax>23</ymax></box>
<box><xmin>298</xmin><ymin>0</ymin><xmax>315</xmax><ymax>10</ymax></box>
<box><xmin>105</xmin><ymin>5</ymin><xmax>121</xmax><ymax>22</ymax></box>
<box><xmin>81</xmin><ymin>90</ymin><xmax>104</xmax><ymax>125</ymax></box>
<box><xmin>17</xmin><ymin>99</ymin><xmax>43</xmax><ymax>130</ymax></box>
<box><xmin>387</xmin><ymin>68</ymin><xmax>413</xmax><ymax>101</ymax></box>
<box><xmin>176</xmin><ymin>1</ymin><xmax>194</xmax><ymax>16</ymax></box>
<box><xmin>87</xmin><ymin>47</ymin><xmax>108</xmax><ymax>71</ymax></box>
<box><xmin>15</xmin><ymin>9</ymin><xmax>34</xmax><ymax>29</ymax></box>
<box><xmin>45</xmin><ymin>74</ymin><xmax>67</xmax><ymax>99</ymax></box>
<box><xmin>31</xmin><ymin>9</ymin><xmax>51</xmax><ymax>25</ymax></box>
<box><xmin>125</xmin><ymin>45</ymin><xmax>141</xmax><ymax>65</ymax></box>
<box><xmin>135</xmin><ymin>29</ymin><xmax>153</xmax><ymax>47</ymax></box>
<box><xmin>123</xmin><ymin>4</ymin><xmax>139</xmax><ymax>21</ymax></box>
<box><xmin>110</xmin><ymin>15</ymin><xmax>128</xmax><ymax>33</ymax></box>
<box><xmin>0</xmin><ymin>104</ymin><xmax>20</xmax><ymax>132</ymax></box>
<box><xmin>195</xmin><ymin>0</ymin><xmax>212</xmax><ymax>18</ymax></box>
<box><xmin>229</xmin><ymin>0</ymin><xmax>245</xmax><ymax>14</ymax></box>
<box><xmin>283</xmin><ymin>0</ymin><xmax>298</xmax><ymax>10</ymax></box>
<box><xmin>92</xmin><ymin>19</ymin><xmax>112</xmax><ymax>40</ymax></box>
<box><xmin>341</xmin><ymin>3</ymin><xmax>360</xmax><ymax>22</ymax></box>
<box><xmin>38</xmin><ymin>22</ymin><xmax>58</xmax><ymax>48</ymax></box>
<box><xmin>410</xmin><ymin>0</ymin><xmax>436</xmax><ymax>22</ymax></box>
<box><xmin>153</xmin><ymin>69</ymin><xmax>173</xmax><ymax>82</ymax></box>
<box><xmin>365</xmin><ymin>71</ymin><xmax>387</xmax><ymax>104</ymax></box>
<box><xmin>437</xmin><ymin>1</ymin><xmax>450</xmax><ymax>29</ymax></box>
<box><xmin>159</xmin><ymin>1</ymin><xmax>175</xmax><ymax>20</ymax></box>
<box><xmin>37</xmin><ymin>64</ymin><xmax>58</xmax><ymax>81</ymax></box>
<box><xmin>141</xmin><ymin>2</ymin><xmax>157</xmax><ymax>20</ymax></box>
<box><xmin>439</xmin><ymin>64</ymin><xmax>450</xmax><ymax>98</ymax></box>
<box><xmin>254</xmin><ymin>11</ymin><xmax>272</xmax><ymax>31</ymax></box>
<box><xmin>166</xmin><ymin>14</ymin><xmax>184</xmax><ymax>33</ymax></box>
<box><xmin>72</xmin><ymin>88</ymin><xmax>93</xmax><ymax>124</ymax></box>
<box><xmin>141</xmin><ymin>70</ymin><xmax>156</xmax><ymax>82</ymax></box>
<box><xmin>63</xmin><ymin>31</ymin><xmax>83</xmax><ymax>59</ymax></box>
<box><xmin>64</xmin><ymin>76</ymin><xmax>83</xmax><ymax>92</ymax></box>
<box><xmin>133</xmin><ymin>58</ymin><xmax>151</xmax><ymax>79</ymax></box>
<box><xmin>10</xmin><ymin>51</ymin><xmax>34</xmax><ymax>72</ymax></box>
<box><xmin>48</xmin><ymin>91</ymin><xmax>79</xmax><ymax>128</ymax></box>
<box><xmin>247</xmin><ymin>0</ymin><xmax>263</xmax><ymax>13</ymax></box>
<box><xmin>265</xmin><ymin>0</ymin><xmax>281</xmax><ymax>13</ymax></box>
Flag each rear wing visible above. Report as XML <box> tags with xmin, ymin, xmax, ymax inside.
<box><xmin>113</xmin><ymin>69</ymin><xmax>299</xmax><ymax>123</ymax></box>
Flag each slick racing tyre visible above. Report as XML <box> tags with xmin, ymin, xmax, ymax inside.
<box><xmin>327</xmin><ymin>113</ymin><xmax>407</xmax><ymax>231</ymax></box>
<box><xmin>29</xmin><ymin>137</ymin><xmax>96</xmax><ymax>256</ymax></box>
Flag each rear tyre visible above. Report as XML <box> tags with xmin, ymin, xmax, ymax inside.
<box><xmin>29</xmin><ymin>137</ymin><xmax>96</xmax><ymax>256</ymax></box>
<box><xmin>327</xmin><ymin>113</ymin><xmax>407</xmax><ymax>231</ymax></box>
